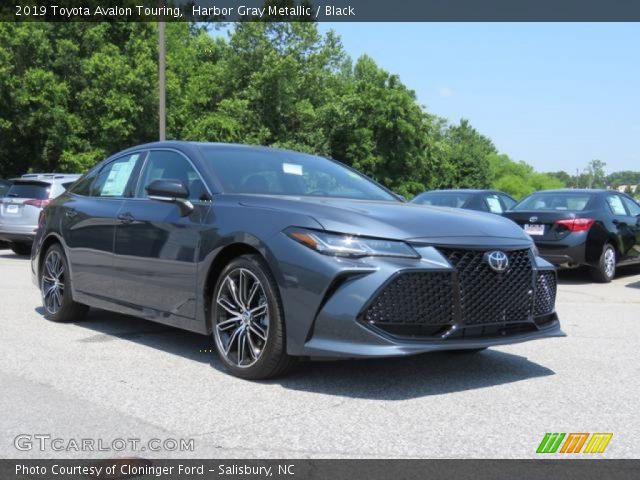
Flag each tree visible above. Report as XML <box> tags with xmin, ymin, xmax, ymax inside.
<box><xmin>443</xmin><ymin>119</ymin><xmax>496</xmax><ymax>189</ymax></box>
<box><xmin>586</xmin><ymin>159</ymin><xmax>607</xmax><ymax>189</ymax></box>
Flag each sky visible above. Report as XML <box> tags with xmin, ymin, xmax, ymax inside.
<box><xmin>314</xmin><ymin>23</ymin><xmax>640</xmax><ymax>174</ymax></box>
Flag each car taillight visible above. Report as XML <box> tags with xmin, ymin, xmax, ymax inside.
<box><xmin>24</xmin><ymin>199</ymin><xmax>51</xmax><ymax>208</ymax></box>
<box><xmin>555</xmin><ymin>218</ymin><xmax>595</xmax><ymax>232</ymax></box>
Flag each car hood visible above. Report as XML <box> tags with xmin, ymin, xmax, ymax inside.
<box><xmin>237</xmin><ymin>195</ymin><xmax>532</xmax><ymax>245</ymax></box>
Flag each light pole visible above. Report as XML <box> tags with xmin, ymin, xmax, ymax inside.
<box><xmin>158</xmin><ymin>12</ymin><xmax>166</xmax><ymax>140</ymax></box>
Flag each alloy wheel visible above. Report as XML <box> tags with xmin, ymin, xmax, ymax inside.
<box><xmin>604</xmin><ymin>247</ymin><xmax>616</xmax><ymax>279</ymax></box>
<box><xmin>214</xmin><ymin>268</ymin><xmax>270</xmax><ymax>368</ymax></box>
<box><xmin>42</xmin><ymin>250</ymin><xmax>65</xmax><ymax>315</ymax></box>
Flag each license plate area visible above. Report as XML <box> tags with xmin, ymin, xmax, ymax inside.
<box><xmin>524</xmin><ymin>224</ymin><xmax>545</xmax><ymax>236</ymax></box>
<box><xmin>6</xmin><ymin>204</ymin><xmax>19</xmax><ymax>214</ymax></box>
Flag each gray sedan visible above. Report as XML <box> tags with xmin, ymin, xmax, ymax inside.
<box><xmin>31</xmin><ymin>142</ymin><xmax>563</xmax><ymax>379</ymax></box>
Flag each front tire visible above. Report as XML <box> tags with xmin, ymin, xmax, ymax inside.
<box><xmin>211</xmin><ymin>254</ymin><xmax>294</xmax><ymax>380</ymax></box>
<box><xmin>591</xmin><ymin>243</ymin><xmax>616</xmax><ymax>283</ymax></box>
<box><xmin>40</xmin><ymin>244</ymin><xmax>88</xmax><ymax>322</ymax></box>
<box><xmin>11</xmin><ymin>242</ymin><xmax>31</xmax><ymax>256</ymax></box>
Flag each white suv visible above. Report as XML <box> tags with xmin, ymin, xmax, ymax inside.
<box><xmin>0</xmin><ymin>174</ymin><xmax>80</xmax><ymax>255</ymax></box>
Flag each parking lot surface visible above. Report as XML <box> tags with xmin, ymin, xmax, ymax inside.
<box><xmin>0</xmin><ymin>249</ymin><xmax>638</xmax><ymax>458</ymax></box>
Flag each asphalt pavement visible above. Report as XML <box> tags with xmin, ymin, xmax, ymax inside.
<box><xmin>0</xmin><ymin>249</ymin><xmax>638</xmax><ymax>458</ymax></box>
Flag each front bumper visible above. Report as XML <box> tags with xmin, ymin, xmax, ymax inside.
<box><xmin>272</xmin><ymin>236</ymin><xmax>564</xmax><ymax>358</ymax></box>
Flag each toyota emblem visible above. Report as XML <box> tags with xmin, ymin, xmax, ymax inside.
<box><xmin>485</xmin><ymin>251</ymin><xmax>509</xmax><ymax>273</ymax></box>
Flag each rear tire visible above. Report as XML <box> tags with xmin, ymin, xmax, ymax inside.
<box><xmin>11</xmin><ymin>243</ymin><xmax>31</xmax><ymax>256</ymax></box>
<box><xmin>591</xmin><ymin>243</ymin><xmax>616</xmax><ymax>283</ymax></box>
<box><xmin>211</xmin><ymin>254</ymin><xmax>294</xmax><ymax>380</ymax></box>
<box><xmin>40</xmin><ymin>244</ymin><xmax>89</xmax><ymax>322</ymax></box>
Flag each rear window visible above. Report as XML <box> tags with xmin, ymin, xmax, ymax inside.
<box><xmin>513</xmin><ymin>193</ymin><xmax>592</xmax><ymax>212</ymax></box>
<box><xmin>413</xmin><ymin>192</ymin><xmax>472</xmax><ymax>208</ymax></box>
<box><xmin>0</xmin><ymin>181</ymin><xmax>11</xmax><ymax>197</ymax></box>
<box><xmin>6</xmin><ymin>182</ymin><xmax>51</xmax><ymax>199</ymax></box>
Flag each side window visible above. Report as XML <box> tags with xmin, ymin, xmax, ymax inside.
<box><xmin>69</xmin><ymin>171</ymin><xmax>98</xmax><ymax>196</ymax></box>
<box><xmin>91</xmin><ymin>153</ymin><xmax>141</xmax><ymax>198</ymax></box>
<box><xmin>485</xmin><ymin>194</ymin><xmax>504</xmax><ymax>214</ymax></box>
<box><xmin>499</xmin><ymin>194</ymin><xmax>517</xmax><ymax>210</ymax></box>
<box><xmin>606</xmin><ymin>195</ymin><xmax>627</xmax><ymax>216</ymax></box>
<box><xmin>136</xmin><ymin>150</ymin><xmax>209</xmax><ymax>202</ymax></box>
<box><xmin>621</xmin><ymin>196</ymin><xmax>640</xmax><ymax>216</ymax></box>
<box><xmin>466</xmin><ymin>195</ymin><xmax>488</xmax><ymax>211</ymax></box>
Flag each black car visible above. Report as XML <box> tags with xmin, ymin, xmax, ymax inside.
<box><xmin>411</xmin><ymin>189</ymin><xmax>517</xmax><ymax>214</ymax></box>
<box><xmin>31</xmin><ymin>142</ymin><xmax>562</xmax><ymax>379</ymax></box>
<box><xmin>504</xmin><ymin>189</ymin><xmax>640</xmax><ymax>282</ymax></box>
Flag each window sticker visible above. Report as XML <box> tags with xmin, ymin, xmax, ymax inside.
<box><xmin>282</xmin><ymin>163</ymin><xmax>303</xmax><ymax>175</ymax></box>
<box><xmin>102</xmin><ymin>154</ymin><xmax>139</xmax><ymax>196</ymax></box>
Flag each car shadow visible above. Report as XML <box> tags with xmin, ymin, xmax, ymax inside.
<box><xmin>626</xmin><ymin>280</ymin><xmax>640</xmax><ymax>289</ymax></box>
<box><xmin>43</xmin><ymin>307</ymin><xmax>556</xmax><ymax>400</ymax></box>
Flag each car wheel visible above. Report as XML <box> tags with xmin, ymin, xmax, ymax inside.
<box><xmin>591</xmin><ymin>243</ymin><xmax>616</xmax><ymax>283</ymax></box>
<box><xmin>211</xmin><ymin>254</ymin><xmax>294</xmax><ymax>379</ymax></box>
<box><xmin>40</xmin><ymin>244</ymin><xmax>89</xmax><ymax>322</ymax></box>
<box><xmin>11</xmin><ymin>243</ymin><xmax>31</xmax><ymax>256</ymax></box>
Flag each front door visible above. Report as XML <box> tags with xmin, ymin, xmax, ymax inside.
<box><xmin>112</xmin><ymin>150</ymin><xmax>212</xmax><ymax>321</ymax></box>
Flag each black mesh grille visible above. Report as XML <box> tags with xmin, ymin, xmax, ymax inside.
<box><xmin>534</xmin><ymin>271</ymin><xmax>556</xmax><ymax>317</ymax></box>
<box><xmin>439</xmin><ymin>248</ymin><xmax>533</xmax><ymax>325</ymax></box>
<box><xmin>363</xmin><ymin>272</ymin><xmax>454</xmax><ymax>326</ymax></box>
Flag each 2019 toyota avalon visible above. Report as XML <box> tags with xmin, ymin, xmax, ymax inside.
<box><xmin>31</xmin><ymin>142</ymin><xmax>563</xmax><ymax>379</ymax></box>
<box><xmin>504</xmin><ymin>189</ymin><xmax>640</xmax><ymax>282</ymax></box>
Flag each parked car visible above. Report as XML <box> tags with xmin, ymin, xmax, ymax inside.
<box><xmin>31</xmin><ymin>142</ymin><xmax>562</xmax><ymax>379</ymax></box>
<box><xmin>0</xmin><ymin>174</ymin><xmax>80</xmax><ymax>255</ymax></box>
<box><xmin>0</xmin><ymin>179</ymin><xmax>11</xmax><ymax>249</ymax></box>
<box><xmin>504</xmin><ymin>189</ymin><xmax>640</xmax><ymax>282</ymax></box>
<box><xmin>411</xmin><ymin>189</ymin><xmax>517</xmax><ymax>214</ymax></box>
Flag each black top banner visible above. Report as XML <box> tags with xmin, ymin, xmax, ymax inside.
<box><xmin>4</xmin><ymin>0</ymin><xmax>640</xmax><ymax>22</ymax></box>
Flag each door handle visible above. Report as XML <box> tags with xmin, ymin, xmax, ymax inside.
<box><xmin>117</xmin><ymin>212</ymin><xmax>135</xmax><ymax>224</ymax></box>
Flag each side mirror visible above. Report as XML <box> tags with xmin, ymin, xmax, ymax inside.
<box><xmin>146</xmin><ymin>179</ymin><xmax>193</xmax><ymax>216</ymax></box>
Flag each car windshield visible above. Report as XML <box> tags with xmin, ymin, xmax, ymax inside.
<box><xmin>513</xmin><ymin>192</ymin><xmax>592</xmax><ymax>211</ymax></box>
<box><xmin>199</xmin><ymin>146</ymin><xmax>397</xmax><ymax>201</ymax></box>
<box><xmin>6</xmin><ymin>182</ymin><xmax>50</xmax><ymax>199</ymax></box>
<box><xmin>412</xmin><ymin>192</ymin><xmax>473</xmax><ymax>208</ymax></box>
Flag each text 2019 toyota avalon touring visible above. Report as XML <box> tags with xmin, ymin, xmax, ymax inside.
<box><xmin>31</xmin><ymin>142</ymin><xmax>563</xmax><ymax>379</ymax></box>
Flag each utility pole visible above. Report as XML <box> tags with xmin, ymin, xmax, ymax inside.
<box><xmin>158</xmin><ymin>9</ymin><xmax>166</xmax><ymax>140</ymax></box>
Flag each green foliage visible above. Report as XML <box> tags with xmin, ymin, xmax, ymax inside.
<box><xmin>0</xmin><ymin>20</ymin><xmax>599</xmax><ymax>199</ymax></box>
<box><xmin>488</xmin><ymin>153</ymin><xmax>564</xmax><ymax>199</ymax></box>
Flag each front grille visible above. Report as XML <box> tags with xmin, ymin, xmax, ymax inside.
<box><xmin>534</xmin><ymin>270</ymin><xmax>556</xmax><ymax>316</ymax></box>
<box><xmin>363</xmin><ymin>271</ymin><xmax>454</xmax><ymax>326</ymax></box>
<box><xmin>362</xmin><ymin>248</ymin><xmax>542</xmax><ymax>338</ymax></box>
<box><xmin>440</xmin><ymin>248</ymin><xmax>533</xmax><ymax>325</ymax></box>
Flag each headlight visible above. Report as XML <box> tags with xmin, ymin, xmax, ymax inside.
<box><xmin>286</xmin><ymin>228</ymin><xmax>419</xmax><ymax>259</ymax></box>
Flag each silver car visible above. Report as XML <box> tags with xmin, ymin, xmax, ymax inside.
<box><xmin>0</xmin><ymin>174</ymin><xmax>80</xmax><ymax>255</ymax></box>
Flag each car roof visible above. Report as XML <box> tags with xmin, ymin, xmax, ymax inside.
<box><xmin>115</xmin><ymin>140</ymin><xmax>323</xmax><ymax>157</ymax></box>
<box><xmin>417</xmin><ymin>189</ymin><xmax>504</xmax><ymax>194</ymax></box>
<box><xmin>529</xmin><ymin>189</ymin><xmax>609</xmax><ymax>194</ymax></box>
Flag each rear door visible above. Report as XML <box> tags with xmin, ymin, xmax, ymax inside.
<box><xmin>63</xmin><ymin>153</ymin><xmax>144</xmax><ymax>298</ymax></box>
<box><xmin>620</xmin><ymin>195</ymin><xmax>640</xmax><ymax>262</ymax></box>
<box><xmin>606</xmin><ymin>193</ymin><xmax>639</xmax><ymax>263</ymax></box>
<box><xmin>112</xmin><ymin>149</ymin><xmax>212</xmax><ymax>321</ymax></box>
